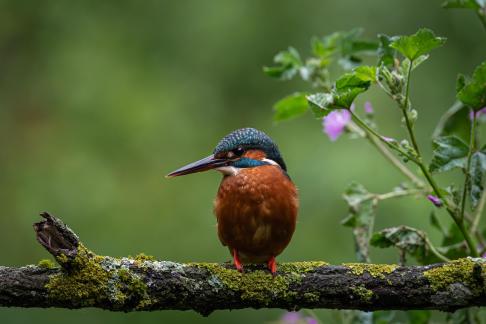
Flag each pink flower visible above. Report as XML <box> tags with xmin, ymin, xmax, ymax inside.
<box><xmin>469</xmin><ymin>107</ymin><xmax>486</xmax><ymax>120</ymax></box>
<box><xmin>427</xmin><ymin>195</ymin><xmax>442</xmax><ymax>207</ymax></box>
<box><xmin>364</xmin><ymin>101</ymin><xmax>373</xmax><ymax>114</ymax></box>
<box><xmin>280</xmin><ymin>312</ymin><xmax>318</xmax><ymax>324</ymax></box>
<box><xmin>305</xmin><ymin>318</ymin><xmax>318</xmax><ymax>324</ymax></box>
<box><xmin>323</xmin><ymin>110</ymin><xmax>351</xmax><ymax>141</ymax></box>
<box><xmin>281</xmin><ymin>312</ymin><xmax>301</xmax><ymax>324</ymax></box>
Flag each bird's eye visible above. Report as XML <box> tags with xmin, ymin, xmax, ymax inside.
<box><xmin>233</xmin><ymin>146</ymin><xmax>244</xmax><ymax>157</ymax></box>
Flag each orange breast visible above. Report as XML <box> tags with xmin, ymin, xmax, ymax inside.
<box><xmin>214</xmin><ymin>165</ymin><xmax>298</xmax><ymax>263</ymax></box>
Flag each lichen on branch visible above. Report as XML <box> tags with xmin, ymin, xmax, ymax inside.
<box><xmin>1</xmin><ymin>212</ymin><xmax>486</xmax><ymax>315</ymax></box>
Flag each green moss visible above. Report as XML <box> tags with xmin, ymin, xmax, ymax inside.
<box><xmin>116</xmin><ymin>267</ymin><xmax>152</xmax><ymax>308</ymax></box>
<box><xmin>38</xmin><ymin>259</ymin><xmax>56</xmax><ymax>269</ymax></box>
<box><xmin>351</xmin><ymin>285</ymin><xmax>374</xmax><ymax>303</ymax></box>
<box><xmin>117</xmin><ymin>268</ymin><xmax>148</xmax><ymax>297</ymax></box>
<box><xmin>423</xmin><ymin>258</ymin><xmax>486</xmax><ymax>292</ymax></box>
<box><xmin>45</xmin><ymin>244</ymin><xmax>153</xmax><ymax>308</ymax></box>
<box><xmin>303</xmin><ymin>292</ymin><xmax>320</xmax><ymax>303</ymax></box>
<box><xmin>279</xmin><ymin>261</ymin><xmax>328</xmax><ymax>273</ymax></box>
<box><xmin>134</xmin><ymin>253</ymin><xmax>156</xmax><ymax>262</ymax></box>
<box><xmin>343</xmin><ymin>262</ymin><xmax>398</xmax><ymax>279</ymax></box>
<box><xmin>195</xmin><ymin>263</ymin><xmax>305</xmax><ymax>305</ymax></box>
<box><xmin>46</xmin><ymin>245</ymin><xmax>110</xmax><ymax>306</ymax></box>
<box><xmin>55</xmin><ymin>253</ymin><xmax>68</xmax><ymax>265</ymax></box>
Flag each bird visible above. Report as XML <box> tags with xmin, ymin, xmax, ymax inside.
<box><xmin>166</xmin><ymin>128</ymin><xmax>298</xmax><ymax>275</ymax></box>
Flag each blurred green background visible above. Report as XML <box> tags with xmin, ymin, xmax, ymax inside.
<box><xmin>1</xmin><ymin>1</ymin><xmax>485</xmax><ymax>323</ymax></box>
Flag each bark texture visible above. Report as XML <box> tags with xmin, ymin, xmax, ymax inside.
<box><xmin>0</xmin><ymin>212</ymin><xmax>485</xmax><ymax>315</ymax></box>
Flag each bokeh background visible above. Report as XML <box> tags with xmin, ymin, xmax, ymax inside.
<box><xmin>1</xmin><ymin>1</ymin><xmax>485</xmax><ymax>323</ymax></box>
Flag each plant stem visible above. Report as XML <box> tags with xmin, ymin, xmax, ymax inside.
<box><xmin>401</xmin><ymin>61</ymin><xmax>421</xmax><ymax>159</ymax></box>
<box><xmin>350</xmin><ymin>112</ymin><xmax>417</xmax><ymax>163</ymax></box>
<box><xmin>376</xmin><ymin>189</ymin><xmax>423</xmax><ymax>201</ymax></box>
<box><xmin>396</xmin><ymin>61</ymin><xmax>479</xmax><ymax>257</ymax></box>
<box><xmin>472</xmin><ymin>189</ymin><xmax>486</xmax><ymax>233</ymax></box>
<box><xmin>460</xmin><ymin>111</ymin><xmax>477</xmax><ymax>223</ymax></box>
<box><xmin>426</xmin><ymin>238</ymin><xmax>451</xmax><ymax>262</ymax></box>
<box><xmin>366</xmin><ymin>132</ymin><xmax>424</xmax><ymax>187</ymax></box>
<box><xmin>355</xmin><ymin>104</ymin><xmax>479</xmax><ymax>255</ymax></box>
<box><xmin>477</xmin><ymin>10</ymin><xmax>486</xmax><ymax>31</ymax></box>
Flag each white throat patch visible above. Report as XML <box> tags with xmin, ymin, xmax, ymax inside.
<box><xmin>262</xmin><ymin>158</ymin><xmax>280</xmax><ymax>167</ymax></box>
<box><xmin>215</xmin><ymin>158</ymin><xmax>280</xmax><ymax>176</ymax></box>
<box><xmin>216</xmin><ymin>166</ymin><xmax>240</xmax><ymax>176</ymax></box>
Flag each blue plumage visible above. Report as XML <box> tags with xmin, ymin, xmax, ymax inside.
<box><xmin>213</xmin><ymin>128</ymin><xmax>287</xmax><ymax>170</ymax></box>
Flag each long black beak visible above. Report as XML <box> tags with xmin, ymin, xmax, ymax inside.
<box><xmin>166</xmin><ymin>154</ymin><xmax>228</xmax><ymax>178</ymax></box>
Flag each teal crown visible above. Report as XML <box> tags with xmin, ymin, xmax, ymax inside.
<box><xmin>213</xmin><ymin>128</ymin><xmax>287</xmax><ymax>171</ymax></box>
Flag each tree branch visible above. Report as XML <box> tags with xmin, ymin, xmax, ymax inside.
<box><xmin>1</xmin><ymin>212</ymin><xmax>486</xmax><ymax>316</ymax></box>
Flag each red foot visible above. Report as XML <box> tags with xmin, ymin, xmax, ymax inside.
<box><xmin>233</xmin><ymin>249</ymin><xmax>243</xmax><ymax>273</ymax></box>
<box><xmin>267</xmin><ymin>256</ymin><xmax>277</xmax><ymax>276</ymax></box>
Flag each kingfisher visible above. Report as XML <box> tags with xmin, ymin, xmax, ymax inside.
<box><xmin>167</xmin><ymin>128</ymin><xmax>298</xmax><ymax>275</ymax></box>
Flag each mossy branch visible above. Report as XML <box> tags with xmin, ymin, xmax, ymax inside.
<box><xmin>1</xmin><ymin>212</ymin><xmax>486</xmax><ymax>316</ymax></box>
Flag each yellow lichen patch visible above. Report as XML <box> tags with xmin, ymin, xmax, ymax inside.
<box><xmin>343</xmin><ymin>263</ymin><xmax>398</xmax><ymax>279</ymax></box>
<box><xmin>55</xmin><ymin>253</ymin><xmax>69</xmax><ymax>265</ymax></box>
<box><xmin>132</xmin><ymin>253</ymin><xmax>157</xmax><ymax>262</ymax></box>
<box><xmin>116</xmin><ymin>268</ymin><xmax>152</xmax><ymax>309</ymax></box>
<box><xmin>38</xmin><ymin>259</ymin><xmax>56</xmax><ymax>269</ymax></box>
<box><xmin>195</xmin><ymin>263</ymin><xmax>302</xmax><ymax>305</ymax></box>
<box><xmin>303</xmin><ymin>292</ymin><xmax>320</xmax><ymax>303</ymax></box>
<box><xmin>279</xmin><ymin>261</ymin><xmax>329</xmax><ymax>273</ymax></box>
<box><xmin>351</xmin><ymin>285</ymin><xmax>374</xmax><ymax>303</ymax></box>
<box><xmin>45</xmin><ymin>244</ymin><xmax>152</xmax><ymax>308</ymax></box>
<box><xmin>46</xmin><ymin>245</ymin><xmax>110</xmax><ymax>306</ymax></box>
<box><xmin>423</xmin><ymin>258</ymin><xmax>486</xmax><ymax>292</ymax></box>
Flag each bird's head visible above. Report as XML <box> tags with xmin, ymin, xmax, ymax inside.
<box><xmin>166</xmin><ymin>128</ymin><xmax>286</xmax><ymax>177</ymax></box>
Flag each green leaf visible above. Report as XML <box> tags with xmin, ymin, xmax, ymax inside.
<box><xmin>342</xmin><ymin>182</ymin><xmax>376</xmax><ymax>262</ymax></box>
<box><xmin>310</xmin><ymin>36</ymin><xmax>334</xmax><ymax>59</ymax></box>
<box><xmin>412</xmin><ymin>54</ymin><xmax>429</xmax><ymax>70</ymax></box>
<box><xmin>446</xmin><ymin>308</ymin><xmax>481</xmax><ymax>324</ymax></box>
<box><xmin>263</xmin><ymin>47</ymin><xmax>303</xmax><ymax>80</ymax></box>
<box><xmin>469</xmin><ymin>148</ymin><xmax>486</xmax><ymax>208</ymax></box>
<box><xmin>446</xmin><ymin>185</ymin><xmax>462</xmax><ymax>206</ymax></box>
<box><xmin>314</xmin><ymin>28</ymin><xmax>378</xmax><ymax>71</ymax></box>
<box><xmin>335</xmin><ymin>73</ymin><xmax>370</xmax><ymax>89</ymax></box>
<box><xmin>400</xmin><ymin>54</ymin><xmax>430</xmax><ymax>74</ymax></box>
<box><xmin>457</xmin><ymin>61</ymin><xmax>486</xmax><ymax>111</ymax></box>
<box><xmin>307</xmin><ymin>69</ymin><xmax>371</xmax><ymax>112</ymax></box>
<box><xmin>334</xmin><ymin>88</ymin><xmax>367</xmax><ymax>109</ymax></box>
<box><xmin>370</xmin><ymin>226</ymin><xmax>437</xmax><ymax>264</ymax></box>
<box><xmin>390</xmin><ymin>28</ymin><xmax>446</xmax><ymax>61</ymax></box>
<box><xmin>337</xmin><ymin>28</ymin><xmax>378</xmax><ymax>57</ymax></box>
<box><xmin>353</xmin><ymin>65</ymin><xmax>377</xmax><ymax>82</ymax></box>
<box><xmin>333</xmin><ymin>72</ymin><xmax>371</xmax><ymax>108</ymax></box>
<box><xmin>432</xmin><ymin>101</ymin><xmax>470</xmax><ymax>140</ymax></box>
<box><xmin>377</xmin><ymin>34</ymin><xmax>395</xmax><ymax>66</ymax></box>
<box><xmin>272</xmin><ymin>93</ymin><xmax>309</xmax><ymax>122</ymax></box>
<box><xmin>429</xmin><ymin>136</ymin><xmax>469</xmax><ymax>173</ymax></box>
<box><xmin>456</xmin><ymin>74</ymin><xmax>466</xmax><ymax>93</ymax></box>
<box><xmin>307</xmin><ymin>93</ymin><xmax>333</xmax><ymax>118</ymax></box>
<box><xmin>442</xmin><ymin>0</ymin><xmax>481</xmax><ymax>9</ymax></box>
